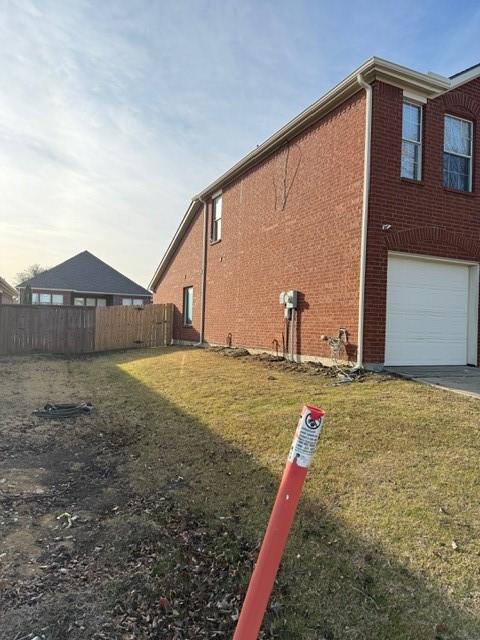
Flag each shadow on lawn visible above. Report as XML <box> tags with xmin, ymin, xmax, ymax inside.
<box><xmin>98</xmin><ymin>347</ymin><xmax>478</xmax><ymax>640</ymax></box>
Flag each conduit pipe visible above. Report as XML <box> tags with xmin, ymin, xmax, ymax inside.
<box><xmin>198</xmin><ymin>196</ymin><xmax>208</xmax><ymax>345</ymax></box>
<box><xmin>356</xmin><ymin>74</ymin><xmax>373</xmax><ymax>368</ymax></box>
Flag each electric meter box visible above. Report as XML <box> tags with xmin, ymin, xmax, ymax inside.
<box><xmin>279</xmin><ymin>290</ymin><xmax>298</xmax><ymax>310</ymax></box>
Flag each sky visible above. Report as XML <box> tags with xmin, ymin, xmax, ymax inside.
<box><xmin>1</xmin><ymin>0</ymin><xmax>479</xmax><ymax>288</ymax></box>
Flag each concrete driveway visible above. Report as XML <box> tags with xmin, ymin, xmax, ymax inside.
<box><xmin>387</xmin><ymin>365</ymin><xmax>480</xmax><ymax>399</ymax></box>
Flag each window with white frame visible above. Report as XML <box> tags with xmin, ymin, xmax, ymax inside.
<box><xmin>122</xmin><ymin>298</ymin><xmax>132</xmax><ymax>306</ymax></box>
<box><xmin>443</xmin><ymin>115</ymin><xmax>473</xmax><ymax>192</ymax></box>
<box><xmin>211</xmin><ymin>194</ymin><xmax>222</xmax><ymax>242</ymax></box>
<box><xmin>183</xmin><ymin>286</ymin><xmax>193</xmax><ymax>326</ymax></box>
<box><xmin>74</xmin><ymin>297</ymin><xmax>85</xmax><ymax>306</ymax></box>
<box><xmin>52</xmin><ymin>294</ymin><xmax>63</xmax><ymax>305</ymax></box>
<box><xmin>97</xmin><ymin>298</ymin><xmax>107</xmax><ymax>307</ymax></box>
<box><xmin>32</xmin><ymin>292</ymin><xmax>39</xmax><ymax>304</ymax></box>
<box><xmin>133</xmin><ymin>299</ymin><xmax>143</xmax><ymax>306</ymax></box>
<box><xmin>39</xmin><ymin>293</ymin><xmax>51</xmax><ymax>304</ymax></box>
<box><xmin>401</xmin><ymin>102</ymin><xmax>422</xmax><ymax>180</ymax></box>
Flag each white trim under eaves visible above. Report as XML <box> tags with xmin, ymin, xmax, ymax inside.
<box><xmin>16</xmin><ymin>286</ymin><xmax>151</xmax><ymax>296</ymax></box>
<box><xmin>449</xmin><ymin>64</ymin><xmax>480</xmax><ymax>90</ymax></box>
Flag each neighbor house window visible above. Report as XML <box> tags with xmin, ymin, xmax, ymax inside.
<box><xmin>183</xmin><ymin>286</ymin><xmax>193</xmax><ymax>326</ymax></box>
<box><xmin>133</xmin><ymin>299</ymin><xmax>143</xmax><ymax>306</ymax></box>
<box><xmin>32</xmin><ymin>293</ymin><xmax>39</xmax><ymax>304</ymax></box>
<box><xmin>122</xmin><ymin>298</ymin><xmax>132</xmax><ymax>305</ymax></box>
<box><xmin>74</xmin><ymin>297</ymin><xmax>85</xmax><ymax>306</ymax></box>
<box><xmin>211</xmin><ymin>194</ymin><xmax>222</xmax><ymax>242</ymax></box>
<box><xmin>52</xmin><ymin>294</ymin><xmax>63</xmax><ymax>305</ymax></box>
<box><xmin>39</xmin><ymin>293</ymin><xmax>51</xmax><ymax>304</ymax></box>
<box><xmin>443</xmin><ymin>115</ymin><xmax>473</xmax><ymax>191</ymax></box>
<box><xmin>401</xmin><ymin>102</ymin><xmax>422</xmax><ymax>180</ymax></box>
<box><xmin>97</xmin><ymin>298</ymin><xmax>107</xmax><ymax>307</ymax></box>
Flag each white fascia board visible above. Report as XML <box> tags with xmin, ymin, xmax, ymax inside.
<box><xmin>149</xmin><ymin>199</ymin><xmax>201</xmax><ymax>290</ymax></box>
<box><xmin>450</xmin><ymin>65</ymin><xmax>480</xmax><ymax>90</ymax></box>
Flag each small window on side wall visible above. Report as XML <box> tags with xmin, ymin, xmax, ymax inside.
<box><xmin>52</xmin><ymin>294</ymin><xmax>63</xmax><ymax>305</ymax></box>
<box><xmin>32</xmin><ymin>292</ymin><xmax>39</xmax><ymax>304</ymax></box>
<box><xmin>183</xmin><ymin>286</ymin><xmax>193</xmax><ymax>326</ymax></box>
<box><xmin>74</xmin><ymin>297</ymin><xmax>85</xmax><ymax>306</ymax></box>
<box><xmin>122</xmin><ymin>298</ymin><xmax>132</xmax><ymax>306</ymax></box>
<box><xmin>211</xmin><ymin>194</ymin><xmax>222</xmax><ymax>242</ymax></box>
<box><xmin>443</xmin><ymin>115</ymin><xmax>473</xmax><ymax>192</ymax></box>
<box><xmin>401</xmin><ymin>102</ymin><xmax>422</xmax><ymax>180</ymax></box>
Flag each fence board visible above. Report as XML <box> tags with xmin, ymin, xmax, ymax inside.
<box><xmin>94</xmin><ymin>304</ymin><xmax>172</xmax><ymax>352</ymax></box>
<box><xmin>0</xmin><ymin>304</ymin><xmax>172</xmax><ymax>355</ymax></box>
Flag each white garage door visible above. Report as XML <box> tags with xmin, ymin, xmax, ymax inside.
<box><xmin>385</xmin><ymin>255</ymin><xmax>470</xmax><ymax>366</ymax></box>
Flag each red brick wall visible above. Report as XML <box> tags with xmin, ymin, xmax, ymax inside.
<box><xmin>154</xmin><ymin>91</ymin><xmax>366</xmax><ymax>359</ymax></box>
<box><xmin>365</xmin><ymin>79</ymin><xmax>480</xmax><ymax>364</ymax></box>
<box><xmin>153</xmin><ymin>211</ymin><xmax>204</xmax><ymax>343</ymax></box>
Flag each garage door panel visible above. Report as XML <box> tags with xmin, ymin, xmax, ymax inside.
<box><xmin>385</xmin><ymin>255</ymin><xmax>470</xmax><ymax>366</ymax></box>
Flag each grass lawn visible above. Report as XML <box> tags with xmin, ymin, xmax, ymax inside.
<box><xmin>101</xmin><ymin>346</ymin><xmax>480</xmax><ymax>639</ymax></box>
<box><xmin>1</xmin><ymin>346</ymin><xmax>479</xmax><ymax>639</ymax></box>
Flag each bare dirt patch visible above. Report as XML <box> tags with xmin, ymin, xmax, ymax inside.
<box><xmin>0</xmin><ymin>354</ymin><xmax>269</xmax><ymax>640</ymax></box>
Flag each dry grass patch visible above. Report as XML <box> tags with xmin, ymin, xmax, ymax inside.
<box><xmin>93</xmin><ymin>346</ymin><xmax>480</xmax><ymax>639</ymax></box>
<box><xmin>1</xmin><ymin>347</ymin><xmax>479</xmax><ymax>639</ymax></box>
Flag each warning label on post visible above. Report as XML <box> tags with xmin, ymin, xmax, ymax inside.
<box><xmin>288</xmin><ymin>407</ymin><xmax>325</xmax><ymax>468</ymax></box>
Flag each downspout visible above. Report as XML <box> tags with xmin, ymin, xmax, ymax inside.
<box><xmin>356</xmin><ymin>74</ymin><xmax>372</xmax><ymax>369</ymax></box>
<box><xmin>198</xmin><ymin>196</ymin><xmax>208</xmax><ymax>345</ymax></box>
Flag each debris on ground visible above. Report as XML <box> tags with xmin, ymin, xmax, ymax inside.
<box><xmin>32</xmin><ymin>402</ymin><xmax>94</xmax><ymax>419</ymax></box>
<box><xmin>207</xmin><ymin>346</ymin><xmax>388</xmax><ymax>384</ymax></box>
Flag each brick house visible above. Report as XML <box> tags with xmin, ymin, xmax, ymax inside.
<box><xmin>0</xmin><ymin>276</ymin><xmax>17</xmax><ymax>304</ymax></box>
<box><xmin>151</xmin><ymin>57</ymin><xmax>480</xmax><ymax>368</ymax></box>
<box><xmin>18</xmin><ymin>251</ymin><xmax>151</xmax><ymax>307</ymax></box>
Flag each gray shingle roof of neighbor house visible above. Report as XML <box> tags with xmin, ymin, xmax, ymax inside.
<box><xmin>17</xmin><ymin>251</ymin><xmax>151</xmax><ymax>296</ymax></box>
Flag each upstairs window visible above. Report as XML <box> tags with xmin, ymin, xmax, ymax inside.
<box><xmin>211</xmin><ymin>194</ymin><xmax>222</xmax><ymax>242</ymax></box>
<box><xmin>401</xmin><ymin>102</ymin><xmax>422</xmax><ymax>180</ymax></box>
<box><xmin>183</xmin><ymin>286</ymin><xmax>193</xmax><ymax>326</ymax></box>
<box><xmin>443</xmin><ymin>115</ymin><xmax>473</xmax><ymax>192</ymax></box>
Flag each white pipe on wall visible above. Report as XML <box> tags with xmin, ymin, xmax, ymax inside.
<box><xmin>356</xmin><ymin>74</ymin><xmax>373</xmax><ymax>368</ymax></box>
<box><xmin>198</xmin><ymin>197</ymin><xmax>208</xmax><ymax>345</ymax></box>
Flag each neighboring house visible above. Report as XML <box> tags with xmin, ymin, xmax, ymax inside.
<box><xmin>18</xmin><ymin>251</ymin><xmax>151</xmax><ymax>307</ymax></box>
<box><xmin>151</xmin><ymin>57</ymin><xmax>480</xmax><ymax>368</ymax></box>
<box><xmin>0</xmin><ymin>277</ymin><xmax>17</xmax><ymax>304</ymax></box>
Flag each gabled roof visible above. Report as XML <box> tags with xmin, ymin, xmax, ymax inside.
<box><xmin>0</xmin><ymin>276</ymin><xmax>17</xmax><ymax>298</ymax></box>
<box><xmin>18</xmin><ymin>251</ymin><xmax>151</xmax><ymax>296</ymax></box>
<box><xmin>149</xmin><ymin>56</ymin><xmax>480</xmax><ymax>290</ymax></box>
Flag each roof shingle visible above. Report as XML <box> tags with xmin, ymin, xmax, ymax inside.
<box><xmin>18</xmin><ymin>251</ymin><xmax>151</xmax><ymax>296</ymax></box>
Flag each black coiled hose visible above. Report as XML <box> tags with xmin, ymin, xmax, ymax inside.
<box><xmin>33</xmin><ymin>402</ymin><xmax>94</xmax><ymax>419</ymax></box>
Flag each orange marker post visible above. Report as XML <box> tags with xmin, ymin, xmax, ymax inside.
<box><xmin>233</xmin><ymin>404</ymin><xmax>326</xmax><ymax>640</ymax></box>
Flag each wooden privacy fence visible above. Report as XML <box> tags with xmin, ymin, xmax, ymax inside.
<box><xmin>0</xmin><ymin>303</ymin><xmax>173</xmax><ymax>356</ymax></box>
<box><xmin>94</xmin><ymin>304</ymin><xmax>173</xmax><ymax>352</ymax></box>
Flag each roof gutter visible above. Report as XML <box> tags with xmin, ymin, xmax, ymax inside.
<box><xmin>356</xmin><ymin>73</ymin><xmax>373</xmax><ymax>369</ymax></box>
